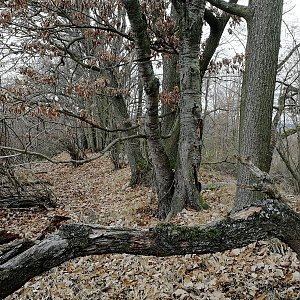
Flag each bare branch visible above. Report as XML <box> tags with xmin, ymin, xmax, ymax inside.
<box><xmin>236</xmin><ymin>156</ymin><xmax>284</xmax><ymax>201</ymax></box>
<box><xmin>0</xmin><ymin>134</ymin><xmax>146</xmax><ymax>165</ymax></box>
<box><xmin>200</xmin><ymin>0</ymin><xmax>238</xmax><ymax>78</ymax></box>
<box><xmin>280</xmin><ymin>123</ymin><xmax>300</xmax><ymax>139</ymax></box>
<box><xmin>277</xmin><ymin>42</ymin><xmax>300</xmax><ymax>71</ymax></box>
<box><xmin>57</xmin><ymin>109</ymin><xmax>140</xmax><ymax>133</ymax></box>
<box><xmin>207</xmin><ymin>0</ymin><xmax>253</xmax><ymax>20</ymax></box>
<box><xmin>0</xmin><ymin>153</ymin><xmax>22</xmax><ymax>159</ymax></box>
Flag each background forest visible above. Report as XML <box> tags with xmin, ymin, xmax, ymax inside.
<box><xmin>1</xmin><ymin>0</ymin><xmax>299</xmax><ymax>199</ymax></box>
<box><xmin>1</xmin><ymin>0</ymin><xmax>300</xmax><ymax>299</ymax></box>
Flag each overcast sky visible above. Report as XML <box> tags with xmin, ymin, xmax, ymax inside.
<box><xmin>239</xmin><ymin>0</ymin><xmax>300</xmax><ymax>26</ymax></box>
<box><xmin>283</xmin><ymin>0</ymin><xmax>300</xmax><ymax>24</ymax></box>
<box><xmin>281</xmin><ymin>0</ymin><xmax>300</xmax><ymax>47</ymax></box>
<box><xmin>236</xmin><ymin>0</ymin><xmax>300</xmax><ymax>46</ymax></box>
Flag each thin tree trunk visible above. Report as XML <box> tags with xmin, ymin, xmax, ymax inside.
<box><xmin>123</xmin><ymin>0</ymin><xmax>174</xmax><ymax>219</ymax></box>
<box><xmin>112</xmin><ymin>94</ymin><xmax>148</xmax><ymax>186</ymax></box>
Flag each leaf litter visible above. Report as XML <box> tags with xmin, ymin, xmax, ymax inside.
<box><xmin>2</xmin><ymin>154</ymin><xmax>300</xmax><ymax>299</ymax></box>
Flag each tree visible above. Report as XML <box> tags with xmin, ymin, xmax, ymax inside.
<box><xmin>2</xmin><ymin>1</ymin><xmax>300</xmax><ymax>298</ymax></box>
<box><xmin>0</xmin><ymin>0</ymin><xmax>243</xmax><ymax>217</ymax></box>
<box><xmin>168</xmin><ymin>0</ymin><xmax>206</xmax><ymax>216</ymax></box>
<box><xmin>0</xmin><ymin>0</ymin><xmax>289</xmax><ymax>216</ymax></box>
<box><xmin>208</xmin><ymin>0</ymin><xmax>284</xmax><ymax>211</ymax></box>
<box><xmin>0</xmin><ymin>0</ymin><xmax>149</xmax><ymax>186</ymax></box>
<box><xmin>124</xmin><ymin>0</ymin><xmax>241</xmax><ymax>219</ymax></box>
<box><xmin>273</xmin><ymin>35</ymin><xmax>300</xmax><ymax>194</ymax></box>
<box><xmin>122</xmin><ymin>0</ymin><xmax>175</xmax><ymax>219</ymax></box>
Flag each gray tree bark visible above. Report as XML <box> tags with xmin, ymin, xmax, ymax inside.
<box><xmin>123</xmin><ymin>0</ymin><xmax>174</xmax><ymax>219</ymax></box>
<box><xmin>124</xmin><ymin>0</ymin><xmax>240</xmax><ymax>218</ymax></box>
<box><xmin>111</xmin><ymin>94</ymin><xmax>149</xmax><ymax>186</ymax></box>
<box><xmin>161</xmin><ymin>2</ymin><xmax>237</xmax><ymax>169</ymax></box>
<box><xmin>170</xmin><ymin>0</ymin><xmax>206</xmax><ymax>214</ymax></box>
<box><xmin>161</xmin><ymin>5</ymin><xmax>180</xmax><ymax>162</ymax></box>
<box><xmin>234</xmin><ymin>0</ymin><xmax>283</xmax><ymax>211</ymax></box>
<box><xmin>161</xmin><ymin>52</ymin><xmax>180</xmax><ymax>164</ymax></box>
<box><xmin>207</xmin><ymin>0</ymin><xmax>284</xmax><ymax>211</ymax></box>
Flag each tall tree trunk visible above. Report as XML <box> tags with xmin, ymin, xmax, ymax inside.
<box><xmin>171</xmin><ymin>0</ymin><xmax>206</xmax><ymax>214</ymax></box>
<box><xmin>106</xmin><ymin>4</ymin><xmax>148</xmax><ymax>185</ymax></box>
<box><xmin>234</xmin><ymin>0</ymin><xmax>283</xmax><ymax>211</ymax></box>
<box><xmin>123</xmin><ymin>0</ymin><xmax>174</xmax><ymax>219</ymax></box>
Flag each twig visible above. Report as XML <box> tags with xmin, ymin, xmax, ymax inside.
<box><xmin>58</xmin><ymin>108</ymin><xmax>140</xmax><ymax>133</ymax></box>
<box><xmin>0</xmin><ymin>153</ymin><xmax>22</xmax><ymax>159</ymax></box>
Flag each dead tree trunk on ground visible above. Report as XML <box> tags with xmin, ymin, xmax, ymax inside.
<box><xmin>1</xmin><ymin>199</ymin><xmax>300</xmax><ymax>299</ymax></box>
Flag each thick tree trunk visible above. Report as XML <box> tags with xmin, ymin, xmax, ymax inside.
<box><xmin>171</xmin><ymin>0</ymin><xmax>206</xmax><ymax>214</ymax></box>
<box><xmin>162</xmin><ymin>2</ymin><xmax>236</xmax><ymax>171</ymax></box>
<box><xmin>1</xmin><ymin>199</ymin><xmax>300</xmax><ymax>299</ymax></box>
<box><xmin>234</xmin><ymin>0</ymin><xmax>283</xmax><ymax>211</ymax></box>
<box><xmin>123</xmin><ymin>0</ymin><xmax>174</xmax><ymax>219</ymax></box>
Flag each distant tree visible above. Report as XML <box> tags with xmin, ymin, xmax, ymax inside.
<box><xmin>0</xmin><ymin>0</ymin><xmax>149</xmax><ymax>185</ymax></box>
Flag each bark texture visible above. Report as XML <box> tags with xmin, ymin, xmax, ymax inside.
<box><xmin>123</xmin><ymin>0</ymin><xmax>174</xmax><ymax>219</ymax></box>
<box><xmin>171</xmin><ymin>0</ymin><xmax>206</xmax><ymax>214</ymax></box>
<box><xmin>109</xmin><ymin>17</ymin><xmax>149</xmax><ymax>185</ymax></box>
<box><xmin>234</xmin><ymin>0</ymin><xmax>283</xmax><ymax>211</ymax></box>
<box><xmin>161</xmin><ymin>53</ymin><xmax>180</xmax><ymax>163</ymax></box>
<box><xmin>1</xmin><ymin>199</ymin><xmax>300</xmax><ymax>299</ymax></box>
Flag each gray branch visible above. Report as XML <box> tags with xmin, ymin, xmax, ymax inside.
<box><xmin>207</xmin><ymin>0</ymin><xmax>253</xmax><ymax>20</ymax></box>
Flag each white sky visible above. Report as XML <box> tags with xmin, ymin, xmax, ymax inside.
<box><xmin>222</xmin><ymin>0</ymin><xmax>300</xmax><ymax>57</ymax></box>
<box><xmin>283</xmin><ymin>0</ymin><xmax>300</xmax><ymax>24</ymax></box>
<box><xmin>239</xmin><ymin>0</ymin><xmax>300</xmax><ymax>26</ymax></box>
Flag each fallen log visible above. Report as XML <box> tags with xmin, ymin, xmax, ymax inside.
<box><xmin>1</xmin><ymin>199</ymin><xmax>300</xmax><ymax>299</ymax></box>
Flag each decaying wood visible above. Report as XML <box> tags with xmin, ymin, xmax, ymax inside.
<box><xmin>0</xmin><ymin>239</ymin><xmax>35</xmax><ymax>265</ymax></box>
<box><xmin>236</xmin><ymin>155</ymin><xmax>284</xmax><ymax>201</ymax></box>
<box><xmin>1</xmin><ymin>199</ymin><xmax>300</xmax><ymax>299</ymax></box>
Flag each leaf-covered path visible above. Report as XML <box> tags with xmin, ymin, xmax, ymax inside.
<box><xmin>2</xmin><ymin>155</ymin><xmax>300</xmax><ymax>299</ymax></box>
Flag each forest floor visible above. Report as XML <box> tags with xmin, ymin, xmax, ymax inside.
<box><xmin>2</xmin><ymin>153</ymin><xmax>300</xmax><ymax>300</ymax></box>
